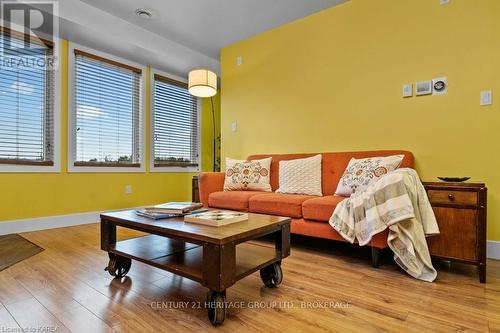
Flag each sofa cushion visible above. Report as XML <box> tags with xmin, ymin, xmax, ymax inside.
<box><xmin>208</xmin><ymin>191</ymin><xmax>263</xmax><ymax>211</ymax></box>
<box><xmin>302</xmin><ymin>195</ymin><xmax>346</xmax><ymax>222</ymax></box>
<box><xmin>249</xmin><ymin>193</ymin><xmax>315</xmax><ymax>218</ymax></box>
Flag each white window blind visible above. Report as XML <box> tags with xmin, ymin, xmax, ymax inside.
<box><xmin>73</xmin><ymin>49</ymin><xmax>142</xmax><ymax>167</ymax></box>
<box><xmin>0</xmin><ymin>28</ymin><xmax>55</xmax><ymax>165</ymax></box>
<box><xmin>153</xmin><ymin>74</ymin><xmax>199</xmax><ymax>168</ymax></box>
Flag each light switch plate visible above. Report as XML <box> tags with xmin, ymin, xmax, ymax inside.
<box><xmin>125</xmin><ymin>185</ymin><xmax>132</xmax><ymax>194</ymax></box>
<box><xmin>231</xmin><ymin>122</ymin><xmax>237</xmax><ymax>132</ymax></box>
<box><xmin>440</xmin><ymin>0</ymin><xmax>450</xmax><ymax>4</ymax></box>
<box><xmin>480</xmin><ymin>91</ymin><xmax>492</xmax><ymax>106</ymax></box>
<box><xmin>236</xmin><ymin>56</ymin><xmax>243</xmax><ymax>66</ymax></box>
<box><xmin>403</xmin><ymin>84</ymin><xmax>413</xmax><ymax>98</ymax></box>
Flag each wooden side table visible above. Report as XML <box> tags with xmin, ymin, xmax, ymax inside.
<box><xmin>192</xmin><ymin>175</ymin><xmax>200</xmax><ymax>202</ymax></box>
<box><xmin>423</xmin><ymin>182</ymin><xmax>487</xmax><ymax>283</ymax></box>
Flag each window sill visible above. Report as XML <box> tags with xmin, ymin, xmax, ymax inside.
<box><xmin>150</xmin><ymin>166</ymin><xmax>199</xmax><ymax>173</ymax></box>
<box><xmin>68</xmin><ymin>164</ymin><xmax>145</xmax><ymax>173</ymax></box>
<box><xmin>74</xmin><ymin>162</ymin><xmax>141</xmax><ymax>168</ymax></box>
<box><xmin>0</xmin><ymin>159</ymin><xmax>54</xmax><ymax>166</ymax></box>
<box><xmin>0</xmin><ymin>163</ymin><xmax>60</xmax><ymax>173</ymax></box>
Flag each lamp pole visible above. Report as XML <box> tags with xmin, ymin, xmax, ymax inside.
<box><xmin>210</xmin><ymin>96</ymin><xmax>218</xmax><ymax>172</ymax></box>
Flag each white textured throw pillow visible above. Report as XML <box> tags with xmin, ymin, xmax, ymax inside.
<box><xmin>224</xmin><ymin>157</ymin><xmax>272</xmax><ymax>191</ymax></box>
<box><xmin>335</xmin><ymin>155</ymin><xmax>404</xmax><ymax>196</ymax></box>
<box><xmin>276</xmin><ymin>154</ymin><xmax>322</xmax><ymax>196</ymax></box>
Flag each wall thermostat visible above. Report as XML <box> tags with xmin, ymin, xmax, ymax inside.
<box><xmin>416</xmin><ymin>81</ymin><xmax>432</xmax><ymax>96</ymax></box>
<box><xmin>432</xmin><ymin>77</ymin><xmax>448</xmax><ymax>95</ymax></box>
<box><xmin>402</xmin><ymin>83</ymin><xmax>413</xmax><ymax>98</ymax></box>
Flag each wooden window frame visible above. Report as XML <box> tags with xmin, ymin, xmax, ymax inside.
<box><xmin>67</xmin><ymin>43</ymin><xmax>146</xmax><ymax>173</ymax></box>
<box><xmin>0</xmin><ymin>31</ymin><xmax>61</xmax><ymax>173</ymax></box>
<box><xmin>150</xmin><ymin>69</ymin><xmax>201</xmax><ymax>173</ymax></box>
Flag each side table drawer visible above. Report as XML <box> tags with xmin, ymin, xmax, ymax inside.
<box><xmin>427</xmin><ymin>190</ymin><xmax>477</xmax><ymax>206</ymax></box>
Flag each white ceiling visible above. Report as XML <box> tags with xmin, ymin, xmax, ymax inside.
<box><xmin>79</xmin><ymin>0</ymin><xmax>346</xmax><ymax>59</ymax></box>
<box><xmin>57</xmin><ymin>0</ymin><xmax>220</xmax><ymax>77</ymax></box>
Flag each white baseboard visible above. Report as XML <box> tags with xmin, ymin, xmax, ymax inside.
<box><xmin>0</xmin><ymin>206</ymin><xmax>146</xmax><ymax>235</ymax></box>
<box><xmin>487</xmin><ymin>241</ymin><xmax>500</xmax><ymax>260</ymax></box>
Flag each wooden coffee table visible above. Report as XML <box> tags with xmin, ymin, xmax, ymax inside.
<box><xmin>100</xmin><ymin>210</ymin><xmax>291</xmax><ymax>325</ymax></box>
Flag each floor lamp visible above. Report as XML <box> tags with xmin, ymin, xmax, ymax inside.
<box><xmin>188</xmin><ymin>69</ymin><xmax>219</xmax><ymax>172</ymax></box>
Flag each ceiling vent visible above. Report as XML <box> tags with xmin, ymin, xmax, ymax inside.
<box><xmin>135</xmin><ymin>9</ymin><xmax>153</xmax><ymax>19</ymax></box>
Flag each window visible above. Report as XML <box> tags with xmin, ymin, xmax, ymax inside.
<box><xmin>69</xmin><ymin>45</ymin><xmax>144</xmax><ymax>172</ymax></box>
<box><xmin>151</xmin><ymin>72</ymin><xmax>200</xmax><ymax>172</ymax></box>
<box><xmin>0</xmin><ymin>28</ymin><xmax>59</xmax><ymax>172</ymax></box>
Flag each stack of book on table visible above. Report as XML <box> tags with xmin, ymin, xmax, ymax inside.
<box><xmin>135</xmin><ymin>202</ymin><xmax>205</xmax><ymax>220</ymax></box>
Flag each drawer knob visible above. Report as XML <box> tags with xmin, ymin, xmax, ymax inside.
<box><xmin>448</xmin><ymin>194</ymin><xmax>455</xmax><ymax>201</ymax></box>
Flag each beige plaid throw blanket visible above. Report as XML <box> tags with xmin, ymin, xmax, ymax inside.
<box><xmin>329</xmin><ymin>168</ymin><xmax>440</xmax><ymax>282</ymax></box>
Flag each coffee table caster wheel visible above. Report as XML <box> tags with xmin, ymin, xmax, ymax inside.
<box><xmin>207</xmin><ymin>290</ymin><xmax>226</xmax><ymax>326</ymax></box>
<box><xmin>260</xmin><ymin>262</ymin><xmax>282</xmax><ymax>288</ymax></box>
<box><xmin>105</xmin><ymin>253</ymin><xmax>131</xmax><ymax>278</ymax></box>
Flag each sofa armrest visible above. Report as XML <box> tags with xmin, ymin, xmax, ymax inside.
<box><xmin>198</xmin><ymin>172</ymin><xmax>225</xmax><ymax>207</ymax></box>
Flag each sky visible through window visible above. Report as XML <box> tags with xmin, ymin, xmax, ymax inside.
<box><xmin>0</xmin><ymin>34</ymin><xmax>46</xmax><ymax>161</ymax></box>
<box><xmin>154</xmin><ymin>79</ymin><xmax>198</xmax><ymax>165</ymax></box>
<box><xmin>75</xmin><ymin>56</ymin><xmax>140</xmax><ymax>163</ymax></box>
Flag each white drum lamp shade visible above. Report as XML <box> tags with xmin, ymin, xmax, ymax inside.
<box><xmin>188</xmin><ymin>69</ymin><xmax>217</xmax><ymax>97</ymax></box>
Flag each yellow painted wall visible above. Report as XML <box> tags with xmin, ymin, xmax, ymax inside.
<box><xmin>0</xmin><ymin>40</ymin><xmax>220</xmax><ymax>222</ymax></box>
<box><xmin>221</xmin><ymin>0</ymin><xmax>500</xmax><ymax>240</ymax></box>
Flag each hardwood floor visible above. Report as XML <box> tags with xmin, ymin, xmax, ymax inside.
<box><xmin>1</xmin><ymin>223</ymin><xmax>499</xmax><ymax>333</ymax></box>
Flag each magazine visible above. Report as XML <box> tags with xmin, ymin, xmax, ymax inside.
<box><xmin>135</xmin><ymin>208</ymin><xmax>208</xmax><ymax>220</ymax></box>
<box><xmin>144</xmin><ymin>202</ymin><xmax>203</xmax><ymax>214</ymax></box>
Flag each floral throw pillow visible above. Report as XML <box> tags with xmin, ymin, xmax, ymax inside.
<box><xmin>334</xmin><ymin>155</ymin><xmax>404</xmax><ymax>196</ymax></box>
<box><xmin>223</xmin><ymin>157</ymin><xmax>272</xmax><ymax>192</ymax></box>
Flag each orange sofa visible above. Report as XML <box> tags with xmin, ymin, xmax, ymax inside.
<box><xmin>199</xmin><ymin>150</ymin><xmax>414</xmax><ymax>267</ymax></box>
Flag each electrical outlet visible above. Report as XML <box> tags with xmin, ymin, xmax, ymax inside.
<box><xmin>480</xmin><ymin>91</ymin><xmax>492</xmax><ymax>106</ymax></box>
<box><xmin>440</xmin><ymin>0</ymin><xmax>450</xmax><ymax>4</ymax></box>
<box><xmin>125</xmin><ymin>185</ymin><xmax>132</xmax><ymax>194</ymax></box>
<box><xmin>236</xmin><ymin>56</ymin><xmax>243</xmax><ymax>66</ymax></box>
